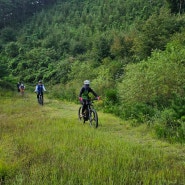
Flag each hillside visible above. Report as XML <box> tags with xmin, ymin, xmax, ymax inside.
<box><xmin>1</xmin><ymin>0</ymin><xmax>181</xmax><ymax>83</ymax></box>
<box><xmin>0</xmin><ymin>93</ymin><xmax>185</xmax><ymax>184</ymax></box>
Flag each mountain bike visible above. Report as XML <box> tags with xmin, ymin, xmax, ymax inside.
<box><xmin>78</xmin><ymin>98</ymin><xmax>98</xmax><ymax>128</ymax></box>
<box><xmin>38</xmin><ymin>93</ymin><xmax>43</xmax><ymax>105</ymax></box>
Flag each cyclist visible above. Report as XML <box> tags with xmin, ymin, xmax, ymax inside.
<box><xmin>19</xmin><ymin>83</ymin><xmax>25</xmax><ymax>95</ymax></box>
<box><xmin>17</xmin><ymin>82</ymin><xmax>21</xmax><ymax>92</ymax></box>
<box><xmin>34</xmin><ymin>80</ymin><xmax>46</xmax><ymax>102</ymax></box>
<box><xmin>79</xmin><ymin>80</ymin><xmax>100</xmax><ymax>117</ymax></box>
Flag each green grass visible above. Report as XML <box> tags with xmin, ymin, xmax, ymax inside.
<box><xmin>0</xmin><ymin>93</ymin><xmax>185</xmax><ymax>184</ymax></box>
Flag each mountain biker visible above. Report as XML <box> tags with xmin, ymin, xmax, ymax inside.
<box><xmin>34</xmin><ymin>80</ymin><xmax>46</xmax><ymax>102</ymax></box>
<box><xmin>17</xmin><ymin>82</ymin><xmax>21</xmax><ymax>92</ymax></box>
<box><xmin>19</xmin><ymin>83</ymin><xmax>25</xmax><ymax>94</ymax></box>
<box><xmin>79</xmin><ymin>80</ymin><xmax>100</xmax><ymax>116</ymax></box>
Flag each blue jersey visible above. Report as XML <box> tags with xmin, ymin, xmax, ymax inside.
<box><xmin>35</xmin><ymin>84</ymin><xmax>46</xmax><ymax>93</ymax></box>
<box><xmin>38</xmin><ymin>85</ymin><xmax>43</xmax><ymax>93</ymax></box>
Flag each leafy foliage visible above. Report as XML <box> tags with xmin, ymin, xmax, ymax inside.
<box><xmin>0</xmin><ymin>0</ymin><xmax>58</xmax><ymax>29</ymax></box>
<box><xmin>0</xmin><ymin>0</ymin><xmax>168</xmax><ymax>83</ymax></box>
<box><xmin>119</xmin><ymin>43</ymin><xmax>185</xmax><ymax>108</ymax></box>
<box><xmin>167</xmin><ymin>0</ymin><xmax>185</xmax><ymax>14</ymax></box>
<box><xmin>132</xmin><ymin>8</ymin><xmax>185</xmax><ymax>60</ymax></box>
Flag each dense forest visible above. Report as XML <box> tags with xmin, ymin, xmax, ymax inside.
<box><xmin>1</xmin><ymin>0</ymin><xmax>185</xmax><ymax>142</ymax></box>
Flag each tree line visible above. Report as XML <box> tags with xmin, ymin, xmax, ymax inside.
<box><xmin>0</xmin><ymin>0</ymin><xmax>59</xmax><ymax>29</ymax></box>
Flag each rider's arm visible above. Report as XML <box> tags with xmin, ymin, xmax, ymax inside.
<box><xmin>89</xmin><ymin>88</ymin><xmax>100</xmax><ymax>100</ymax></box>
<box><xmin>89</xmin><ymin>87</ymin><xmax>98</xmax><ymax>97</ymax></box>
<box><xmin>34</xmin><ymin>85</ymin><xmax>38</xmax><ymax>92</ymax></box>
<box><xmin>42</xmin><ymin>85</ymin><xmax>46</xmax><ymax>91</ymax></box>
<box><xmin>79</xmin><ymin>87</ymin><xmax>84</xmax><ymax>97</ymax></box>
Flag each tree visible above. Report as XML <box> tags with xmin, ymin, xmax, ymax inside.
<box><xmin>167</xmin><ymin>0</ymin><xmax>185</xmax><ymax>14</ymax></box>
<box><xmin>94</xmin><ymin>35</ymin><xmax>112</xmax><ymax>61</ymax></box>
<box><xmin>119</xmin><ymin>43</ymin><xmax>185</xmax><ymax>108</ymax></box>
<box><xmin>132</xmin><ymin>8</ymin><xmax>185</xmax><ymax>60</ymax></box>
<box><xmin>0</xmin><ymin>57</ymin><xmax>8</xmax><ymax>79</ymax></box>
<box><xmin>0</xmin><ymin>27</ymin><xmax>16</xmax><ymax>42</ymax></box>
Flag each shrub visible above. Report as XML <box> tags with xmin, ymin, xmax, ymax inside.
<box><xmin>120</xmin><ymin>102</ymin><xmax>155</xmax><ymax>123</ymax></box>
<box><xmin>119</xmin><ymin>42</ymin><xmax>185</xmax><ymax>109</ymax></box>
<box><xmin>154</xmin><ymin>108</ymin><xmax>185</xmax><ymax>143</ymax></box>
<box><xmin>171</xmin><ymin>93</ymin><xmax>185</xmax><ymax>120</ymax></box>
<box><xmin>104</xmin><ymin>89</ymin><xmax>119</xmax><ymax>105</ymax></box>
<box><xmin>102</xmin><ymin>89</ymin><xmax>120</xmax><ymax>114</ymax></box>
<box><xmin>5</xmin><ymin>42</ymin><xmax>20</xmax><ymax>57</ymax></box>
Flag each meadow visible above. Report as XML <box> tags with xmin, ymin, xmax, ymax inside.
<box><xmin>0</xmin><ymin>92</ymin><xmax>185</xmax><ymax>185</ymax></box>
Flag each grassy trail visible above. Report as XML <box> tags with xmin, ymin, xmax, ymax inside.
<box><xmin>46</xmin><ymin>95</ymin><xmax>185</xmax><ymax>161</ymax></box>
<box><xmin>0</xmin><ymin>93</ymin><xmax>185</xmax><ymax>184</ymax></box>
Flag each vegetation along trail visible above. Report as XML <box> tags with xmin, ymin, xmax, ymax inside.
<box><xmin>0</xmin><ymin>93</ymin><xmax>185</xmax><ymax>184</ymax></box>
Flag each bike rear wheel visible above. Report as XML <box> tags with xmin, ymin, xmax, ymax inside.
<box><xmin>38</xmin><ymin>95</ymin><xmax>43</xmax><ymax>105</ymax></box>
<box><xmin>89</xmin><ymin>109</ymin><xmax>98</xmax><ymax>128</ymax></box>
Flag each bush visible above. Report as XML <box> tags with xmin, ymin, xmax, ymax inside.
<box><xmin>118</xmin><ymin>102</ymin><xmax>155</xmax><ymax>123</ymax></box>
<box><xmin>5</xmin><ymin>42</ymin><xmax>20</xmax><ymax>57</ymax></box>
<box><xmin>154</xmin><ymin>109</ymin><xmax>185</xmax><ymax>143</ymax></box>
<box><xmin>171</xmin><ymin>93</ymin><xmax>185</xmax><ymax>120</ymax></box>
<box><xmin>104</xmin><ymin>89</ymin><xmax>119</xmax><ymax>105</ymax></box>
<box><xmin>0</xmin><ymin>79</ymin><xmax>15</xmax><ymax>91</ymax></box>
<box><xmin>119</xmin><ymin>42</ymin><xmax>185</xmax><ymax>108</ymax></box>
<box><xmin>103</xmin><ymin>89</ymin><xmax>120</xmax><ymax>114</ymax></box>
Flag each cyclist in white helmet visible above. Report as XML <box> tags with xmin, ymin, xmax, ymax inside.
<box><xmin>79</xmin><ymin>80</ymin><xmax>100</xmax><ymax>115</ymax></box>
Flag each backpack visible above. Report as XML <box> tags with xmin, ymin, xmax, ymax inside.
<box><xmin>20</xmin><ymin>84</ymin><xmax>24</xmax><ymax>90</ymax></box>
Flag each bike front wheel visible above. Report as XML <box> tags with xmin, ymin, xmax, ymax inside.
<box><xmin>89</xmin><ymin>109</ymin><xmax>98</xmax><ymax>128</ymax></box>
<box><xmin>78</xmin><ymin>106</ymin><xmax>84</xmax><ymax>122</ymax></box>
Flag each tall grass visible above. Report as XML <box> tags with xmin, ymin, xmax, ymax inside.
<box><xmin>0</xmin><ymin>93</ymin><xmax>185</xmax><ymax>184</ymax></box>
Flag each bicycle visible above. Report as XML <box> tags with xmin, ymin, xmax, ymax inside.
<box><xmin>38</xmin><ymin>93</ymin><xmax>43</xmax><ymax>105</ymax></box>
<box><xmin>78</xmin><ymin>98</ymin><xmax>98</xmax><ymax>128</ymax></box>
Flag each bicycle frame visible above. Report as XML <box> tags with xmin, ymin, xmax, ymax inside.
<box><xmin>84</xmin><ymin>100</ymin><xmax>93</xmax><ymax>117</ymax></box>
<box><xmin>78</xmin><ymin>99</ymin><xmax>98</xmax><ymax>128</ymax></box>
<box><xmin>38</xmin><ymin>93</ymin><xmax>43</xmax><ymax>105</ymax></box>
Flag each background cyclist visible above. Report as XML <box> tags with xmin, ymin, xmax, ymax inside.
<box><xmin>19</xmin><ymin>83</ymin><xmax>25</xmax><ymax>95</ymax></box>
<box><xmin>34</xmin><ymin>80</ymin><xmax>46</xmax><ymax>102</ymax></box>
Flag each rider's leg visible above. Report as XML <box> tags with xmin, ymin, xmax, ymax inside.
<box><xmin>37</xmin><ymin>93</ymin><xmax>39</xmax><ymax>102</ymax></box>
<box><xmin>82</xmin><ymin>100</ymin><xmax>87</xmax><ymax>116</ymax></box>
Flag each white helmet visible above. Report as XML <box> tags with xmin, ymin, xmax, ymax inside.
<box><xmin>84</xmin><ymin>80</ymin><xmax>90</xmax><ymax>85</ymax></box>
